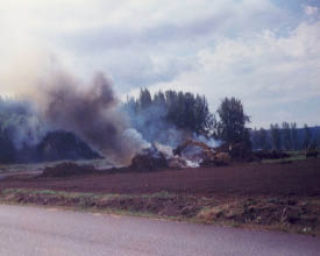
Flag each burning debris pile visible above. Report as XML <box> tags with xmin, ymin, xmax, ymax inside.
<box><xmin>130</xmin><ymin>145</ymin><xmax>168</xmax><ymax>171</ymax></box>
<box><xmin>130</xmin><ymin>140</ymin><xmax>231</xmax><ymax>171</ymax></box>
<box><xmin>173</xmin><ymin>140</ymin><xmax>230</xmax><ymax>167</ymax></box>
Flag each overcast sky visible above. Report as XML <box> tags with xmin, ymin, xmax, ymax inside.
<box><xmin>1</xmin><ymin>0</ymin><xmax>320</xmax><ymax>128</ymax></box>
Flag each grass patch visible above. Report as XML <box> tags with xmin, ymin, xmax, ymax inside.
<box><xmin>262</xmin><ymin>155</ymin><xmax>307</xmax><ymax>164</ymax></box>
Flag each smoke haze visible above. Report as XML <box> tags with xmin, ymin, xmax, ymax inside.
<box><xmin>0</xmin><ymin>51</ymin><xmax>216</xmax><ymax>165</ymax></box>
<box><xmin>0</xmin><ymin>99</ymin><xmax>47</xmax><ymax>149</ymax></box>
<box><xmin>0</xmin><ymin>57</ymin><xmax>149</xmax><ymax>164</ymax></box>
<box><xmin>41</xmin><ymin>71</ymin><xmax>142</xmax><ymax>163</ymax></box>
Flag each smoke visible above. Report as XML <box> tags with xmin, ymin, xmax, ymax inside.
<box><xmin>36</xmin><ymin>71</ymin><xmax>146</xmax><ymax>164</ymax></box>
<box><xmin>0</xmin><ymin>98</ymin><xmax>48</xmax><ymax>149</ymax></box>
<box><xmin>124</xmin><ymin>101</ymin><xmax>220</xmax><ymax>149</ymax></box>
<box><xmin>0</xmin><ymin>49</ymin><xmax>218</xmax><ymax>165</ymax></box>
<box><xmin>0</xmin><ymin>52</ymin><xmax>149</xmax><ymax>164</ymax></box>
<box><xmin>124</xmin><ymin>104</ymin><xmax>188</xmax><ymax>147</ymax></box>
<box><xmin>123</xmin><ymin>128</ymin><xmax>151</xmax><ymax>150</ymax></box>
<box><xmin>194</xmin><ymin>134</ymin><xmax>221</xmax><ymax>148</ymax></box>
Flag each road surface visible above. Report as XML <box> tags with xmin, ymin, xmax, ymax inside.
<box><xmin>0</xmin><ymin>204</ymin><xmax>319</xmax><ymax>256</ymax></box>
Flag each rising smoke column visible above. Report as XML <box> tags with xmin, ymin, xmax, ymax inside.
<box><xmin>40</xmin><ymin>71</ymin><xmax>146</xmax><ymax>164</ymax></box>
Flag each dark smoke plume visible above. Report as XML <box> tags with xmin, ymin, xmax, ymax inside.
<box><xmin>41</xmin><ymin>72</ymin><xmax>145</xmax><ymax>164</ymax></box>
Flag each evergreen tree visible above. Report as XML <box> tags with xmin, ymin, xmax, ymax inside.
<box><xmin>282</xmin><ymin>122</ymin><xmax>292</xmax><ymax>150</ymax></box>
<box><xmin>139</xmin><ymin>88</ymin><xmax>152</xmax><ymax>109</ymax></box>
<box><xmin>251</xmin><ymin>128</ymin><xmax>259</xmax><ymax>150</ymax></box>
<box><xmin>270</xmin><ymin>123</ymin><xmax>281</xmax><ymax>150</ymax></box>
<box><xmin>290</xmin><ymin>122</ymin><xmax>298</xmax><ymax>150</ymax></box>
<box><xmin>153</xmin><ymin>91</ymin><xmax>166</xmax><ymax>106</ymax></box>
<box><xmin>216</xmin><ymin>97</ymin><xmax>250</xmax><ymax>146</ymax></box>
<box><xmin>303</xmin><ymin>124</ymin><xmax>312</xmax><ymax>149</ymax></box>
<box><xmin>258</xmin><ymin>127</ymin><xmax>268</xmax><ymax>150</ymax></box>
<box><xmin>125</xmin><ymin>88</ymin><xmax>215</xmax><ymax>139</ymax></box>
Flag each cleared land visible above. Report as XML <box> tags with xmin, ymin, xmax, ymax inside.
<box><xmin>0</xmin><ymin>158</ymin><xmax>319</xmax><ymax>235</ymax></box>
<box><xmin>0</xmin><ymin>158</ymin><xmax>319</xmax><ymax>196</ymax></box>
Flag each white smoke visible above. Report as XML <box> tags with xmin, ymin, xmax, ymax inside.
<box><xmin>123</xmin><ymin>128</ymin><xmax>151</xmax><ymax>152</ymax></box>
<box><xmin>0</xmin><ymin>99</ymin><xmax>48</xmax><ymax>149</ymax></box>
<box><xmin>194</xmin><ymin>134</ymin><xmax>221</xmax><ymax>148</ymax></box>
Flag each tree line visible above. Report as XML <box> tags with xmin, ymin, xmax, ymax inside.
<box><xmin>1</xmin><ymin>89</ymin><xmax>319</xmax><ymax>165</ymax></box>
<box><xmin>251</xmin><ymin>123</ymin><xmax>320</xmax><ymax>151</ymax></box>
<box><xmin>125</xmin><ymin>89</ymin><xmax>251</xmax><ymax>148</ymax></box>
<box><xmin>124</xmin><ymin>89</ymin><xmax>215</xmax><ymax>136</ymax></box>
<box><xmin>126</xmin><ymin>88</ymin><xmax>319</xmax><ymax>151</ymax></box>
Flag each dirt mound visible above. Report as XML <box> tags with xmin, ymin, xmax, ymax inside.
<box><xmin>2</xmin><ymin>189</ymin><xmax>320</xmax><ymax>235</ymax></box>
<box><xmin>198</xmin><ymin>198</ymin><xmax>320</xmax><ymax>231</ymax></box>
<box><xmin>2</xmin><ymin>190</ymin><xmax>201</xmax><ymax>218</ymax></box>
<box><xmin>37</xmin><ymin>131</ymin><xmax>101</xmax><ymax>162</ymax></box>
<box><xmin>41</xmin><ymin>162</ymin><xmax>99</xmax><ymax>177</ymax></box>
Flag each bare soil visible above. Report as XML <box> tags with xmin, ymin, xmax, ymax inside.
<box><xmin>1</xmin><ymin>158</ymin><xmax>319</xmax><ymax>197</ymax></box>
<box><xmin>1</xmin><ymin>158</ymin><xmax>320</xmax><ymax>235</ymax></box>
<box><xmin>1</xmin><ymin>188</ymin><xmax>319</xmax><ymax>235</ymax></box>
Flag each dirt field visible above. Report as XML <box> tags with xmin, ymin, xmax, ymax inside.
<box><xmin>1</xmin><ymin>158</ymin><xmax>319</xmax><ymax>197</ymax></box>
<box><xmin>1</xmin><ymin>158</ymin><xmax>320</xmax><ymax>235</ymax></box>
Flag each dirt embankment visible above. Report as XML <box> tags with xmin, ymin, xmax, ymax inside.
<box><xmin>1</xmin><ymin>189</ymin><xmax>319</xmax><ymax>236</ymax></box>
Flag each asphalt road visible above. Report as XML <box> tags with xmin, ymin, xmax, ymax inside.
<box><xmin>0</xmin><ymin>205</ymin><xmax>319</xmax><ymax>256</ymax></box>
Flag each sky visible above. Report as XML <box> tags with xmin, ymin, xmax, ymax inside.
<box><xmin>0</xmin><ymin>0</ymin><xmax>319</xmax><ymax>128</ymax></box>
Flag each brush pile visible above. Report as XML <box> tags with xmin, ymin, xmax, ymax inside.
<box><xmin>130</xmin><ymin>146</ymin><xmax>168</xmax><ymax>171</ymax></box>
<box><xmin>130</xmin><ymin>140</ymin><xmax>231</xmax><ymax>171</ymax></box>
